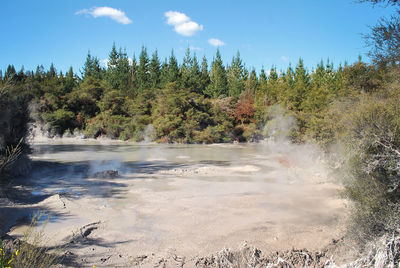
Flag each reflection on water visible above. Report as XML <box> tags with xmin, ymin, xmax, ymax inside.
<box><xmin>24</xmin><ymin>143</ymin><xmax>279</xmax><ymax>199</ymax></box>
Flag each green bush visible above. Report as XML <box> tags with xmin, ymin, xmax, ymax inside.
<box><xmin>341</xmin><ymin>89</ymin><xmax>400</xmax><ymax>241</ymax></box>
<box><xmin>84</xmin><ymin>111</ymin><xmax>129</xmax><ymax>139</ymax></box>
<box><xmin>152</xmin><ymin>83</ymin><xmax>217</xmax><ymax>143</ymax></box>
<box><xmin>0</xmin><ymin>84</ymin><xmax>30</xmax><ymax>178</ymax></box>
<box><xmin>0</xmin><ymin>239</ymin><xmax>16</xmax><ymax>268</ymax></box>
<box><xmin>42</xmin><ymin>109</ymin><xmax>75</xmax><ymax>136</ymax></box>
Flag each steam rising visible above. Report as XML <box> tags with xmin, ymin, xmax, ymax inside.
<box><xmin>263</xmin><ymin>105</ymin><xmax>297</xmax><ymax>142</ymax></box>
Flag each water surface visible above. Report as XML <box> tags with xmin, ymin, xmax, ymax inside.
<box><xmin>10</xmin><ymin>141</ymin><xmax>346</xmax><ymax>265</ymax></box>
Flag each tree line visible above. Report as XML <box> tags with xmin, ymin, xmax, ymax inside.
<box><xmin>0</xmin><ymin>44</ymin><xmax>382</xmax><ymax>145</ymax></box>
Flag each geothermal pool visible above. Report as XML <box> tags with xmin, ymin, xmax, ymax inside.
<box><xmin>7</xmin><ymin>141</ymin><xmax>346</xmax><ymax>266</ymax></box>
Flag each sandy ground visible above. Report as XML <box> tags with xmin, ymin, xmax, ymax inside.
<box><xmin>2</xmin><ymin>142</ymin><xmax>348</xmax><ymax>267</ymax></box>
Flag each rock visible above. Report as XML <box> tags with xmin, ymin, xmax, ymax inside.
<box><xmin>91</xmin><ymin>170</ymin><xmax>119</xmax><ymax>179</ymax></box>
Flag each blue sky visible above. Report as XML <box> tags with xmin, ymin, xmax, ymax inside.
<box><xmin>1</xmin><ymin>0</ymin><xmax>397</xmax><ymax>75</ymax></box>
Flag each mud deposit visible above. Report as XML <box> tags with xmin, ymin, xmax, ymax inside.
<box><xmin>3</xmin><ymin>141</ymin><xmax>347</xmax><ymax>267</ymax></box>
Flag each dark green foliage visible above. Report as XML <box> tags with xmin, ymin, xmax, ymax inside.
<box><xmin>205</xmin><ymin>98</ymin><xmax>234</xmax><ymax>143</ymax></box>
<box><xmin>228</xmin><ymin>51</ymin><xmax>246</xmax><ymax>97</ymax></box>
<box><xmin>105</xmin><ymin>45</ymin><xmax>131</xmax><ymax>95</ymax></box>
<box><xmin>188</xmin><ymin>54</ymin><xmax>203</xmax><ymax>93</ymax></box>
<box><xmin>82</xmin><ymin>51</ymin><xmax>104</xmax><ymax>80</ymax></box>
<box><xmin>47</xmin><ymin>63</ymin><xmax>57</xmax><ymax>78</ymax></box>
<box><xmin>98</xmin><ymin>90</ymin><xmax>126</xmax><ymax>115</ymax></box>
<box><xmin>205</xmin><ymin>49</ymin><xmax>228</xmax><ymax>98</ymax></box>
<box><xmin>85</xmin><ymin>111</ymin><xmax>129</xmax><ymax>139</ymax></box>
<box><xmin>259</xmin><ymin>68</ymin><xmax>268</xmax><ymax>94</ymax></box>
<box><xmin>152</xmin><ymin>82</ymin><xmax>213</xmax><ymax>143</ymax></box>
<box><xmin>0</xmin><ymin>82</ymin><xmax>31</xmax><ymax>178</ymax></box>
<box><xmin>159</xmin><ymin>58</ymin><xmax>169</xmax><ymax>88</ymax></box>
<box><xmin>201</xmin><ymin>56</ymin><xmax>210</xmax><ymax>94</ymax></box>
<box><xmin>167</xmin><ymin>50</ymin><xmax>180</xmax><ymax>83</ymax></box>
<box><xmin>291</xmin><ymin>59</ymin><xmax>309</xmax><ymax>110</ymax></box>
<box><xmin>65</xmin><ymin>77</ymin><xmax>103</xmax><ymax>129</ymax></box>
<box><xmin>339</xmin><ymin>85</ymin><xmax>400</xmax><ymax>241</ymax></box>
<box><xmin>4</xmin><ymin>65</ymin><xmax>16</xmax><ymax>81</ymax></box>
<box><xmin>245</xmin><ymin>68</ymin><xmax>259</xmax><ymax>95</ymax></box>
<box><xmin>115</xmin><ymin>48</ymin><xmax>132</xmax><ymax>95</ymax></box>
<box><xmin>265</xmin><ymin>67</ymin><xmax>279</xmax><ymax>104</ymax></box>
<box><xmin>42</xmin><ymin>109</ymin><xmax>75</xmax><ymax>135</ymax></box>
<box><xmin>149</xmin><ymin>50</ymin><xmax>161</xmax><ymax>89</ymax></box>
<box><xmin>343</xmin><ymin>58</ymin><xmax>382</xmax><ymax>92</ymax></box>
<box><xmin>4</xmin><ymin>44</ymin><xmax>377</xmax><ymax>144</ymax></box>
<box><xmin>181</xmin><ymin>48</ymin><xmax>193</xmax><ymax>89</ymax></box>
<box><xmin>137</xmin><ymin>46</ymin><xmax>150</xmax><ymax>93</ymax></box>
<box><xmin>123</xmin><ymin>89</ymin><xmax>155</xmax><ymax>141</ymax></box>
<box><xmin>108</xmin><ymin>43</ymin><xmax>119</xmax><ymax>67</ymax></box>
<box><xmin>2</xmin><ymin>43</ymin><xmax>390</xmax><ymax>147</ymax></box>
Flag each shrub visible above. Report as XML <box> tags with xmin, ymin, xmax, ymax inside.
<box><xmin>42</xmin><ymin>109</ymin><xmax>75</xmax><ymax>136</ymax></box>
<box><xmin>13</xmin><ymin>220</ymin><xmax>60</xmax><ymax>268</ymax></box>
<box><xmin>0</xmin><ymin>240</ymin><xmax>17</xmax><ymax>268</ymax></box>
<box><xmin>0</xmin><ymin>215</ymin><xmax>60</xmax><ymax>268</ymax></box>
<box><xmin>341</xmin><ymin>89</ymin><xmax>400</xmax><ymax>241</ymax></box>
<box><xmin>0</xmin><ymin>84</ymin><xmax>30</xmax><ymax>178</ymax></box>
<box><xmin>0</xmin><ymin>139</ymin><xmax>22</xmax><ymax>178</ymax></box>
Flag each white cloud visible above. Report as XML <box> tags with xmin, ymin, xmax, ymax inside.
<box><xmin>101</xmin><ymin>57</ymin><xmax>133</xmax><ymax>68</ymax></box>
<box><xmin>76</xmin><ymin>7</ymin><xmax>132</xmax><ymax>25</ymax></box>
<box><xmin>164</xmin><ymin>11</ymin><xmax>203</xmax><ymax>36</ymax></box>
<box><xmin>101</xmin><ymin>58</ymin><xmax>109</xmax><ymax>67</ymax></box>
<box><xmin>208</xmin><ymin>38</ymin><xmax>226</xmax><ymax>47</ymax></box>
<box><xmin>280</xmin><ymin>56</ymin><xmax>289</xmax><ymax>62</ymax></box>
<box><xmin>189</xmin><ymin>46</ymin><xmax>202</xmax><ymax>51</ymax></box>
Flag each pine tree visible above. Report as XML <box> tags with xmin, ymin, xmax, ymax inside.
<box><xmin>188</xmin><ymin>54</ymin><xmax>202</xmax><ymax>93</ymax></box>
<box><xmin>105</xmin><ymin>45</ymin><xmax>130</xmax><ymax>93</ymax></box>
<box><xmin>137</xmin><ymin>46</ymin><xmax>150</xmax><ymax>92</ymax></box>
<box><xmin>168</xmin><ymin>50</ymin><xmax>180</xmax><ymax>83</ymax></box>
<box><xmin>279</xmin><ymin>64</ymin><xmax>295</xmax><ymax>106</ymax></box>
<box><xmin>83</xmin><ymin>51</ymin><xmax>103</xmax><ymax>80</ymax></box>
<box><xmin>159</xmin><ymin>58</ymin><xmax>169</xmax><ymax>88</ymax></box>
<box><xmin>105</xmin><ymin>44</ymin><xmax>119</xmax><ymax>90</ymax></box>
<box><xmin>4</xmin><ymin>65</ymin><xmax>16</xmax><ymax>81</ymax></box>
<box><xmin>227</xmin><ymin>51</ymin><xmax>245</xmax><ymax>97</ymax></box>
<box><xmin>302</xmin><ymin>60</ymin><xmax>328</xmax><ymax>113</ymax></box>
<box><xmin>64</xmin><ymin>66</ymin><xmax>76</xmax><ymax>94</ymax></box>
<box><xmin>116</xmin><ymin>48</ymin><xmax>131</xmax><ymax>94</ymax></box>
<box><xmin>181</xmin><ymin>47</ymin><xmax>193</xmax><ymax>88</ymax></box>
<box><xmin>259</xmin><ymin>67</ymin><xmax>268</xmax><ymax>94</ymax></box>
<box><xmin>35</xmin><ymin>65</ymin><xmax>45</xmax><ymax>82</ymax></box>
<box><xmin>149</xmin><ymin>50</ymin><xmax>161</xmax><ymax>89</ymax></box>
<box><xmin>289</xmin><ymin>58</ymin><xmax>310</xmax><ymax>111</ymax></box>
<box><xmin>245</xmin><ymin>68</ymin><xmax>259</xmax><ymax>95</ymax></box>
<box><xmin>83</xmin><ymin>51</ymin><xmax>94</xmax><ymax>78</ymax></box>
<box><xmin>205</xmin><ymin>49</ymin><xmax>228</xmax><ymax>98</ymax></box>
<box><xmin>15</xmin><ymin>66</ymin><xmax>26</xmax><ymax>82</ymax></box>
<box><xmin>129</xmin><ymin>55</ymin><xmax>137</xmax><ymax>97</ymax></box>
<box><xmin>108</xmin><ymin>42</ymin><xmax>119</xmax><ymax>68</ymax></box>
<box><xmin>48</xmin><ymin>63</ymin><xmax>57</xmax><ymax>78</ymax></box>
<box><xmin>254</xmin><ymin>67</ymin><xmax>269</xmax><ymax>123</ymax></box>
<box><xmin>201</xmin><ymin>56</ymin><xmax>210</xmax><ymax>94</ymax></box>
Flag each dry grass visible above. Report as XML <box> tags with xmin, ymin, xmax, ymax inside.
<box><xmin>11</xmin><ymin>214</ymin><xmax>61</xmax><ymax>268</ymax></box>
